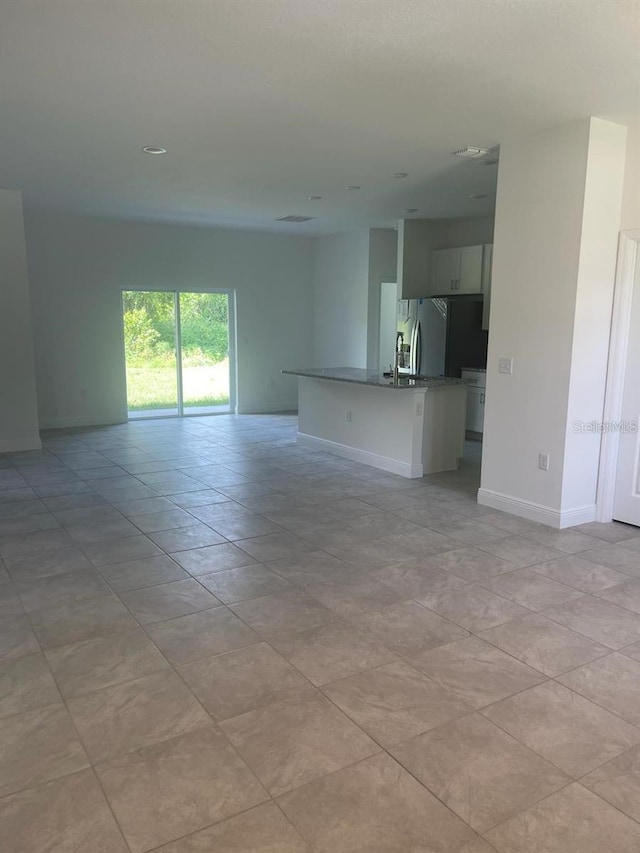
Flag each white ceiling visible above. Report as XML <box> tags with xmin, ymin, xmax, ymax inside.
<box><xmin>0</xmin><ymin>0</ymin><xmax>638</xmax><ymax>235</ymax></box>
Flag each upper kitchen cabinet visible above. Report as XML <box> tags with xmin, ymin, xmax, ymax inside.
<box><xmin>396</xmin><ymin>217</ymin><xmax>495</xmax><ymax>300</ymax></box>
<box><xmin>429</xmin><ymin>245</ymin><xmax>484</xmax><ymax>295</ymax></box>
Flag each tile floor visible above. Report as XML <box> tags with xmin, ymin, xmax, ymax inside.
<box><xmin>1</xmin><ymin>415</ymin><xmax>640</xmax><ymax>851</ymax></box>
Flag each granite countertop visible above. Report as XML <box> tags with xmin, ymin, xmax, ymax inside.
<box><xmin>282</xmin><ymin>367</ymin><xmax>468</xmax><ymax>389</ymax></box>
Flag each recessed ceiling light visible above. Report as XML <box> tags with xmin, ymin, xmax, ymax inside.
<box><xmin>345</xmin><ymin>185</ymin><xmax>361</xmax><ymax>190</ymax></box>
<box><xmin>453</xmin><ymin>147</ymin><xmax>488</xmax><ymax>159</ymax></box>
<box><xmin>142</xmin><ymin>146</ymin><xmax>167</xmax><ymax>155</ymax></box>
<box><xmin>468</xmin><ymin>193</ymin><xmax>488</xmax><ymax>199</ymax></box>
<box><xmin>392</xmin><ymin>172</ymin><xmax>408</xmax><ymax>179</ymax></box>
<box><xmin>403</xmin><ymin>208</ymin><xmax>419</xmax><ymax>213</ymax></box>
<box><xmin>308</xmin><ymin>195</ymin><xmax>322</xmax><ymax>200</ymax></box>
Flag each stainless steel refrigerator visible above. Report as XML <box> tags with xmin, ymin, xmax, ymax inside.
<box><xmin>395</xmin><ymin>295</ymin><xmax>487</xmax><ymax>377</ymax></box>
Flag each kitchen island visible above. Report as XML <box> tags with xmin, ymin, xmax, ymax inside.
<box><xmin>283</xmin><ymin>367</ymin><xmax>468</xmax><ymax>478</ymax></box>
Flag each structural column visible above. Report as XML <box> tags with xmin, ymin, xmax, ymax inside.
<box><xmin>479</xmin><ymin>117</ymin><xmax>627</xmax><ymax>527</ymax></box>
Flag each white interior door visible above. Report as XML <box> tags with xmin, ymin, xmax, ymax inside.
<box><xmin>613</xmin><ymin>262</ymin><xmax>640</xmax><ymax>526</ymax></box>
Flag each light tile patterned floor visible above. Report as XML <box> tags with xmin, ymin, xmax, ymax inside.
<box><xmin>1</xmin><ymin>415</ymin><xmax>640</xmax><ymax>851</ymax></box>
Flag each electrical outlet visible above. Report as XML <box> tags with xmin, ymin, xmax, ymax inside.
<box><xmin>538</xmin><ymin>453</ymin><xmax>550</xmax><ymax>471</ymax></box>
<box><xmin>415</xmin><ymin>401</ymin><xmax>423</xmax><ymax>416</ymax></box>
<box><xmin>499</xmin><ymin>357</ymin><xmax>513</xmax><ymax>375</ymax></box>
<box><xmin>345</xmin><ymin>410</ymin><xmax>352</xmax><ymax>423</ymax></box>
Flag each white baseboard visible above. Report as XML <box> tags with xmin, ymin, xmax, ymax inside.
<box><xmin>41</xmin><ymin>407</ymin><xmax>299</xmax><ymax>428</ymax></box>
<box><xmin>477</xmin><ymin>488</ymin><xmax>597</xmax><ymax>529</ymax></box>
<box><xmin>0</xmin><ymin>434</ymin><xmax>42</xmax><ymax>453</ymax></box>
<box><xmin>559</xmin><ymin>504</ymin><xmax>598</xmax><ymax>527</ymax></box>
<box><xmin>39</xmin><ymin>415</ymin><xmax>127</xmax><ymax>430</ymax></box>
<box><xmin>297</xmin><ymin>432</ymin><xmax>423</xmax><ymax>478</ymax></box>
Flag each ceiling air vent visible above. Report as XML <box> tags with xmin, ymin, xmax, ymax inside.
<box><xmin>453</xmin><ymin>147</ymin><xmax>489</xmax><ymax>159</ymax></box>
<box><xmin>275</xmin><ymin>215</ymin><xmax>315</xmax><ymax>223</ymax></box>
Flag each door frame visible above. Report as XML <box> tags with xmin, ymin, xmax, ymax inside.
<box><xmin>121</xmin><ymin>287</ymin><xmax>237</xmax><ymax>419</ymax></box>
<box><xmin>596</xmin><ymin>229</ymin><xmax>640</xmax><ymax>521</ymax></box>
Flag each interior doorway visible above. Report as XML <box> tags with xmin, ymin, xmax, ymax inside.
<box><xmin>122</xmin><ymin>289</ymin><xmax>236</xmax><ymax>419</ymax></box>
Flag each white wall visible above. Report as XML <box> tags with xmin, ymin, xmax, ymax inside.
<box><xmin>367</xmin><ymin>228</ymin><xmax>398</xmax><ymax>370</ymax></box>
<box><xmin>378</xmin><ymin>282</ymin><xmax>399</xmax><ymax>372</ymax></box>
<box><xmin>435</xmin><ymin>216</ymin><xmax>495</xmax><ymax>249</ymax></box>
<box><xmin>311</xmin><ymin>230</ymin><xmax>370</xmax><ymax>367</ymax></box>
<box><xmin>562</xmin><ymin>119</ymin><xmax>628</xmax><ymax>512</ymax></box>
<box><xmin>480</xmin><ymin>117</ymin><xmax>627</xmax><ymax>527</ymax></box>
<box><xmin>0</xmin><ymin>190</ymin><xmax>40</xmax><ymax>451</ymax></box>
<box><xmin>620</xmin><ymin>121</ymin><xmax>640</xmax><ymax>231</ymax></box>
<box><xmin>24</xmin><ymin>210</ymin><xmax>313</xmax><ymax>427</ymax></box>
<box><xmin>397</xmin><ymin>219</ymin><xmax>436</xmax><ymax>299</ymax></box>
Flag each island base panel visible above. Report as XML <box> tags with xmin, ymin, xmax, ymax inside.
<box><xmin>296</xmin><ymin>378</ymin><xmax>465</xmax><ymax>478</ymax></box>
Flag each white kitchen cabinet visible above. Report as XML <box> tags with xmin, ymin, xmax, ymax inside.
<box><xmin>429</xmin><ymin>245</ymin><xmax>483</xmax><ymax>295</ymax></box>
<box><xmin>482</xmin><ymin>243</ymin><xmax>493</xmax><ymax>330</ymax></box>
<box><xmin>466</xmin><ymin>386</ymin><xmax>485</xmax><ymax>433</ymax></box>
<box><xmin>431</xmin><ymin>249</ymin><xmax>456</xmax><ymax>295</ymax></box>
<box><xmin>457</xmin><ymin>245</ymin><xmax>484</xmax><ymax>293</ymax></box>
<box><xmin>461</xmin><ymin>369</ymin><xmax>486</xmax><ymax>435</ymax></box>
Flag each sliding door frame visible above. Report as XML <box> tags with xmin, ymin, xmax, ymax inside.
<box><xmin>121</xmin><ymin>287</ymin><xmax>237</xmax><ymax>419</ymax></box>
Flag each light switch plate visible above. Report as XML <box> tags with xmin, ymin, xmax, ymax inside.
<box><xmin>499</xmin><ymin>357</ymin><xmax>513</xmax><ymax>375</ymax></box>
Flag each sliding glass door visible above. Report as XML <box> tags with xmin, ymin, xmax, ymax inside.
<box><xmin>122</xmin><ymin>291</ymin><xmax>179</xmax><ymax>417</ymax></box>
<box><xmin>122</xmin><ymin>290</ymin><xmax>235</xmax><ymax>419</ymax></box>
<box><xmin>179</xmin><ymin>292</ymin><xmax>231</xmax><ymax>415</ymax></box>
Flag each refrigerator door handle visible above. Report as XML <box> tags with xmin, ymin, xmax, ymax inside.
<box><xmin>412</xmin><ymin>320</ymin><xmax>421</xmax><ymax>376</ymax></box>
